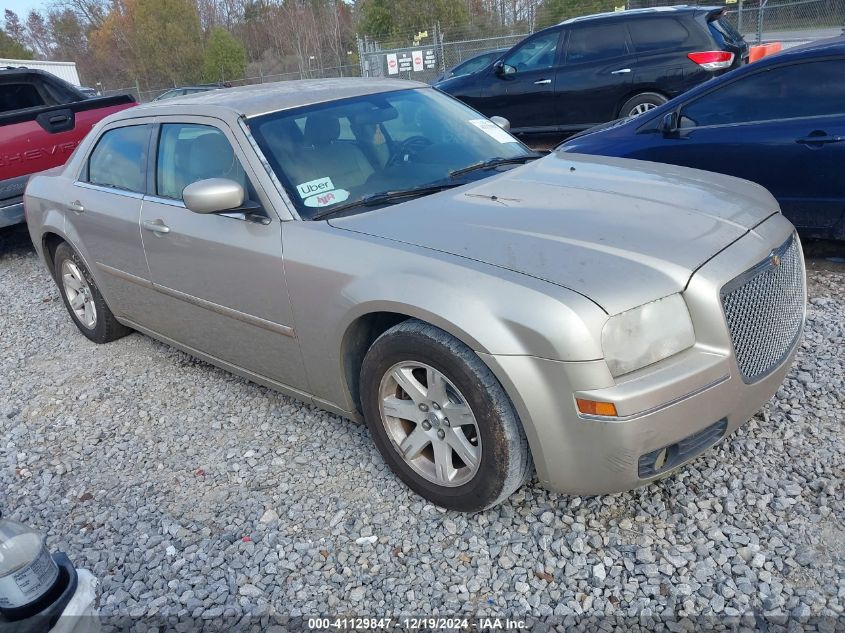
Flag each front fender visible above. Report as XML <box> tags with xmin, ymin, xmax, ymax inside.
<box><xmin>283</xmin><ymin>223</ymin><xmax>607</xmax><ymax>411</ymax></box>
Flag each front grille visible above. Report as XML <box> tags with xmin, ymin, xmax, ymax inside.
<box><xmin>721</xmin><ymin>234</ymin><xmax>805</xmax><ymax>383</ymax></box>
<box><xmin>638</xmin><ymin>418</ymin><xmax>728</xmax><ymax>479</ymax></box>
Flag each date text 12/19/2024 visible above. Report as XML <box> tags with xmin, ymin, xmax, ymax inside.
<box><xmin>306</xmin><ymin>618</ymin><xmax>527</xmax><ymax>631</ymax></box>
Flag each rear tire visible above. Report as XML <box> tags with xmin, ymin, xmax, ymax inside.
<box><xmin>54</xmin><ymin>242</ymin><xmax>131</xmax><ymax>344</ymax></box>
<box><xmin>360</xmin><ymin>319</ymin><xmax>532</xmax><ymax>512</ymax></box>
<box><xmin>619</xmin><ymin>92</ymin><xmax>668</xmax><ymax>119</ymax></box>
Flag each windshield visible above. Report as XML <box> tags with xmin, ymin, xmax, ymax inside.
<box><xmin>247</xmin><ymin>88</ymin><xmax>531</xmax><ymax>219</ymax></box>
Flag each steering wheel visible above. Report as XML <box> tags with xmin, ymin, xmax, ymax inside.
<box><xmin>386</xmin><ymin>135</ymin><xmax>433</xmax><ymax>168</ymax></box>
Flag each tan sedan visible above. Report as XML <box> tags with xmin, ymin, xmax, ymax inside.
<box><xmin>24</xmin><ymin>79</ymin><xmax>805</xmax><ymax>510</ymax></box>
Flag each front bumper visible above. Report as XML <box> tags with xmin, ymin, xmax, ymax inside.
<box><xmin>481</xmin><ymin>214</ymin><xmax>804</xmax><ymax>495</ymax></box>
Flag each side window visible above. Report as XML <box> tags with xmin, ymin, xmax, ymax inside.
<box><xmin>87</xmin><ymin>125</ymin><xmax>149</xmax><ymax>193</ymax></box>
<box><xmin>0</xmin><ymin>83</ymin><xmax>46</xmax><ymax>113</ymax></box>
<box><xmin>680</xmin><ymin>60</ymin><xmax>845</xmax><ymax>128</ymax></box>
<box><xmin>156</xmin><ymin>123</ymin><xmax>249</xmax><ymax>201</ymax></box>
<box><xmin>628</xmin><ymin>18</ymin><xmax>691</xmax><ymax>53</ymax></box>
<box><xmin>504</xmin><ymin>30</ymin><xmax>560</xmax><ymax>72</ymax></box>
<box><xmin>566</xmin><ymin>24</ymin><xmax>630</xmax><ymax>63</ymax></box>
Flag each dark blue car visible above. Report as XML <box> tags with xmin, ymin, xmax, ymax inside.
<box><xmin>560</xmin><ymin>37</ymin><xmax>845</xmax><ymax>241</ymax></box>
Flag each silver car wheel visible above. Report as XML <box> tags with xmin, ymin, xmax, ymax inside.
<box><xmin>378</xmin><ymin>361</ymin><xmax>482</xmax><ymax>487</ymax></box>
<box><xmin>629</xmin><ymin>102</ymin><xmax>657</xmax><ymax>117</ymax></box>
<box><xmin>61</xmin><ymin>260</ymin><xmax>97</xmax><ymax>329</ymax></box>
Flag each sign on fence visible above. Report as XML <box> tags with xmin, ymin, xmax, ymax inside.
<box><xmin>384</xmin><ymin>49</ymin><xmax>437</xmax><ymax>75</ymax></box>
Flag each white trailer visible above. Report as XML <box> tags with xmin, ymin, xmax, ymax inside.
<box><xmin>0</xmin><ymin>58</ymin><xmax>81</xmax><ymax>86</ymax></box>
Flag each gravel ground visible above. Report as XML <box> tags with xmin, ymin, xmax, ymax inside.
<box><xmin>1</xmin><ymin>223</ymin><xmax>843</xmax><ymax>631</ymax></box>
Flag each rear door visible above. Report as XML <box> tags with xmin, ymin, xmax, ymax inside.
<box><xmin>556</xmin><ymin>22</ymin><xmax>635</xmax><ymax>127</ymax></box>
<box><xmin>483</xmin><ymin>29</ymin><xmax>563</xmax><ymax>131</ymax></box>
<box><xmin>637</xmin><ymin>58</ymin><xmax>845</xmax><ymax>238</ymax></box>
<box><xmin>626</xmin><ymin>15</ymin><xmax>710</xmax><ymax>103</ymax></box>
<box><xmin>68</xmin><ymin>120</ymin><xmax>157</xmax><ymax>318</ymax></box>
<box><xmin>138</xmin><ymin>117</ymin><xmax>309</xmax><ymax>391</ymax></box>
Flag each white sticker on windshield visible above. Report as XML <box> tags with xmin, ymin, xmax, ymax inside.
<box><xmin>469</xmin><ymin>119</ymin><xmax>516</xmax><ymax>144</ymax></box>
<box><xmin>304</xmin><ymin>189</ymin><xmax>350</xmax><ymax>208</ymax></box>
<box><xmin>297</xmin><ymin>176</ymin><xmax>335</xmax><ymax>199</ymax></box>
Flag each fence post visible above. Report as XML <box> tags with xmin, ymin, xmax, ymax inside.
<box><xmin>756</xmin><ymin>0</ymin><xmax>767</xmax><ymax>44</ymax></box>
<box><xmin>357</xmin><ymin>35</ymin><xmax>367</xmax><ymax>77</ymax></box>
<box><xmin>134</xmin><ymin>78</ymin><xmax>141</xmax><ymax>103</ymax></box>
<box><xmin>737</xmin><ymin>0</ymin><xmax>743</xmax><ymax>36</ymax></box>
<box><xmin>437</xmin><ymin>22</ymin><xmax>446</xmax><ymax>72</ymax></box>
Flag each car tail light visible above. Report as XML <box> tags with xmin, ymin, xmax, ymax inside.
<box><xmin>687</xmin><ymin>51</ymin><xmax>735</xmax><ymax>70</ymax></box>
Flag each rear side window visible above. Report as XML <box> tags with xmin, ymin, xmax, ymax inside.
<box><xmin>87</xmin><ymin>125</ymin><xmax>149</xmax><ymax>193</ymax></box>
<box><xmin>0</xmin><ymin>83</ymin><xmax>45</xmax><ymax>113</ymax></box>
<box><xmin>156</xmin><ymin>123</ymin><xmax>249</xmax><ymax>200</ymax></box>
<box><xmin>566</xmin><ymin>24</ymin><xmax>630</xmax><ymax>63</ymax></box>
<box><xmin>628</xmin><ymin>18</ymin><xmax>691</xmax><ymax>52</ymax></box>
<box><xmin>681</xmin><ymin>60</ymin><xmax>845</xmax><ymax>127</ymax></box>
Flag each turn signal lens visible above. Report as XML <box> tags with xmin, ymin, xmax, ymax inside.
<box><xmin>576</xmin><ymin>399</ymin><xmax>618</xmax><ymax>417</ymax></box>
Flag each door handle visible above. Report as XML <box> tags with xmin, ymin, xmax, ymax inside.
<box><xmin>611</xmin><ymin>68</ymin><xmax>632</xmax><ymax>74</ymax></box>
<box><xmin>68</xmin><ymin>200</ymin><xmax>84</xmax><ymax>213</ymax></box>
<box><xmin>533</xmin><ymin>79</ymin><xmax>552</xmax><ymax>85</ymax></box>
<box><xmin>142</xmin><ymin>219</ymin><xmax>171</xmax><ymax>234</ymax></box>
<box><xmin>796</xmin><ymin>135</ymin><xmax>844</xmax><ymax>146</ymax></box>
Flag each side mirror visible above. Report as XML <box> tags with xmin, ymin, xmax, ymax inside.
<box><xmin>183</xmin><ymin>178</ymin><xmax>245</xmax><ymax>214</ymax></box>
<box><xmin>494</xmin><ymin>61</ymin><xmax>505</xmax><ymax>75</ymax></box>
<box><xmin>660</xmin><ymin>111</ymin><xmax>679</xmax><ymax>136</ymax></box>
<box><xmin>489</xmin><ymin>116</ymin><xmax>510</xmax><ymax>131</ymax></box>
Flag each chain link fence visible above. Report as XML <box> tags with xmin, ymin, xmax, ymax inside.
<box><xmin>95</xmin><ymin>0</ymin><xmax>843</xmax><ymax>100</ymax></box>
<box><xmin>628</xmin><ymin>0</ymin><xmax>844</xmax><ymax>45</ymax></box>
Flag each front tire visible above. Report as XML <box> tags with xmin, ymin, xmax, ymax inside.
<box><xmin>360</xmin><ymin>319</ymin><xmax>531</xmax><ymax>511</ymax></box>
<box><xmin>54</xmin><ymin>242</ymin><xmax>131</xmax><ymax>344</ymax></box>
<box><xmin>619</xmin><ymin>92</ymin><xmax>668</xmax><ymax>119</ymax></box>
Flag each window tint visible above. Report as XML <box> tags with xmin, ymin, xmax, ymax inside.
<box><xmin>453</xmin><ymin>52</ymin><xmax>497</xmax><ymax>76</ymax></box>
<box><xmin>0</xmin><ymin>83</ymin><xmax>45</xmax><ymax>113</ymax></box>
<box><xmin>156</xmin><ymin>123</ymin><xmax>249</xmax><ymax>200</ymax></box>
<box><xmin>88</xmin><ymin>125</ymin><xmax>149</xmax><ymax>192</ymax></box>
<box><xmin>504</xmin><ymin>31</ymin><xmax>560</xmax><ymax>72</ymax></box>
<box><xmin>628</xmin><ymin>18</ymin><xmax>690</xmax><ymax>52</ymax></box>
<box><xmin>566</xmin><ymin>24</ymin><xmax>629</xmax><ymax>63</ymax></box>
<box><xmin>681</xmin><ymin>60</ymin><xmax>845</xmax><ymax>128</ymax></box>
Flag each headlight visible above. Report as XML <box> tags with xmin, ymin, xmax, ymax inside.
<box><xmin>601</xmin><ymin>294</ymin><xmax>695</xmax><ymax>377</ymax></box>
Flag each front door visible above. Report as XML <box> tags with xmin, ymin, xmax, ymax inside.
<box><xmin>556</xmin><ymin>22</ymin><xmax>636</xmax><ymax>127</ymax></box>
<box><xmin>637</xmin><ymin>57</ymin><xmax>845</xmax><ymax>237</ymax></box>
<box><xmin>484</xmin><ymin>29</ymin><xmax>562</xmax><ymax>132</ymax></box>
<box><xmin>138</xmin><ymin>118</ymin><xmax>309</xmax><ymax>391</ymax></box>
<box><xmin>66</xmin><ymin>121</ymin><xmax>157</xmax><ymax>318</ymax></box>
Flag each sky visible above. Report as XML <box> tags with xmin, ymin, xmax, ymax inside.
<box><xmin>4</xmin><ymin>0</ymin><xmax>51</xmax><ymax>21</ymax></box>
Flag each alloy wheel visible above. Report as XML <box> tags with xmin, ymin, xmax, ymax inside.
<box><xmin>629</xmin><ymin>102</ymin><xmax>657</xmax><ymax>117</ymax></box>
<box><xmin>61</xmin><ymin>260</ymin><xmax>97</xmax><ymax>329</ymax></box>
<box><xmin>378</xmin><ymin>361</ymin><xmax>481</xmax><ymax>487</ymax></box>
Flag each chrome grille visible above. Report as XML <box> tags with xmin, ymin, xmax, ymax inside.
<box><xmin>721</xmin><ymin>234</ymin><xmax>805</xmax><ymax>383</ymax></box>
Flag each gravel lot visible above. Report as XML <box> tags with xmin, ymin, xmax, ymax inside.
<box><xmin>1</xmin><ymin>223</ymin><xmax>843</xmax><ymax>630</ymax></box>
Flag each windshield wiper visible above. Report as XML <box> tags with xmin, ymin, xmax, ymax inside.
<box><xmin>448</xmin><ymin>153</ymin><xmax>542</xmax><ymax>179</ymax></box>
<box><xmin>310</xmin><ymin>183</ymin><xmax>463</xmax><ymax>221</ymax></box>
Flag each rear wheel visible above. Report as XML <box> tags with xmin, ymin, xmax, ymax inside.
<box><xmin>54</xmin><ymin>242</ymin><xmax>131</xmax><ymax>344</ymax></box>
<box><xmin>360</xmin><ymin>319</ymin><xmax>532</xmax><ymax>511</ymax></box>
<box><xmin>620</xmin><ymin>92</ymin><xmax>668</xmax><ymax>119</ymax></box>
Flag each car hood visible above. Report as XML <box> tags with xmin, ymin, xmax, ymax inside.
<box><xmin>329</xmin><ymin>152</ymin><xmax>778</xmax><ymax>315</ymax></box>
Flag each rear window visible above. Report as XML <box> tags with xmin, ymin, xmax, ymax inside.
<box><xmin>566</xmin><ymin>24</ymin><xmax>630</xmax><ymax>63</ymax></box>
<box><xmin>710</xmin><ymin>16</ymin><xmax>744</xmax><ymax>44</ymax></box>
<box><xmin>87</xmin><ymin>125</ymin><xmax>150</xmax><ymax>193</ymax></box>
<box><xmin>628</xmin><ymin>18</ymin><xmax>691</xmax><ymax>52</ymax></box>
<box><xmin>0</xmin><ymin>83</ymin><xmax>45</xmax><ymax>113</ymax></box>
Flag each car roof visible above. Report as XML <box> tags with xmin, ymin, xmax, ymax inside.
<box><xmin>132</xmin><ymin>77</ymin><xmax>427</xmax><ymax>118</ymax></box>
<box><xmin>559</xmin><ymin>4</ymin><xmax>712</xmax><ymax>25</ymax></box>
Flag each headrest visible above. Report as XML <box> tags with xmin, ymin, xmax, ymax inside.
<box><xmin>189</xmin><ymin>133</ymin><xmax>235</xmax><ymax>178</ymax></box>
<box><xmin>304</xmin><ymin>114</ymin><xmax>340</xmax><ymax>146</ymax></box>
